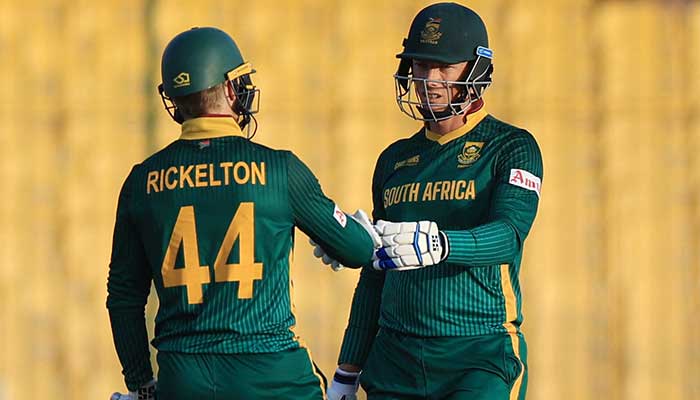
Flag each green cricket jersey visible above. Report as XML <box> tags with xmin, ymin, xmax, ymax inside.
<box><xmin>339</xmin><ymin>108</ymin><xmax>543</xmax><ymax>366</ymax></box>
<box><xmin>107</xmin><ymin>117</ymin><xmax>374</xmax><ymax>389</ymax></box>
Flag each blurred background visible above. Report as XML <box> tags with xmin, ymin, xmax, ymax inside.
<box><xmin>1</xmin><ymin>0</ymin><xmax>699</xmax><ymax>399</ymax></box>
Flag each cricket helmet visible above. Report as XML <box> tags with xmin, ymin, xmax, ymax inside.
<box><xmin>394</xmin><ymin>3</ymin><xmax>493</xmax><ymax>121</ymax></box>
<box><xmin>158</xmin><ymin>27</ymin><xmax>259</xmax><ymax>128</ymax></box>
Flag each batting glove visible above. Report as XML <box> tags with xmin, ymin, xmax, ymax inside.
<box><xmin>372</xmin><ymin>220</ymin><xmax>448</xmax><ymax>271</ymax></box>
<box><xmin>110</xmin><ymin>379</ymin><xmax>156</xmax><ymax>400</ymax></box>
<box><xmin>310</xmin><ymin>209</ymin><xmax>381</xmax><ymax>271</ymax></box>
<box><xmin>326</xmin><ymin>368</ymin><xmax>361</xmax><ymax>400</ymax></box>
<box><xmin>310</xmin><ymin>237</ymin><xmax>344</xmax><ymax>271</ymax></box>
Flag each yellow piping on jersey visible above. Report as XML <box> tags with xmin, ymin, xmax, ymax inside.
<box><xmin>506</xmin><ymin>329</ymin><xmax>525</xmax><ymax>400</ymax></box>
<box><xmin>180</xmin><ymin>117</ymin><xmax>245</xmax><ymax>140</ymax></box>
<box><xmin>425</xmin><ymin>108</ymin><xmax>488</xmax><ymax>145</ymax></box>
<box><xmin>500</xmin><ymin>264</ymin><xmax>525</xmax><ymax>400</ymax></box>
<box><xmin>500</xmin><ymin>264</ymin><xmax>517</xmax><ymax>323</ymax></box>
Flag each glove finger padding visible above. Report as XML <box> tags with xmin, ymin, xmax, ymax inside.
<box><xmin>309</xmin><ymin>237</ymin><xmax>345</xmax><ymax>271</ymax></box>
<box><xmin>322</xmin><ymin>253</ymin><xmax>343</xmax><ymax>271</ymax></box>
<box><xmin>321</xmin><ymin>253</ymin><xmax>334</xmax><ymax>265</ymax></box>
<box><xmin>373</xmin><ymin>220</ymin><xmax>446</xmax><ymax>271</ymax></box>
<box><xmin>374</xmin><ymin>220</ymin><xmax>408</xmax><ymax>236</ymax></box>
<box><xmin>330</xmin><ymin>260</ymin><xmax>343</xmax><ymax>271</ymax></box>
<box><xmin>390</xmin><ymin>232</ymin><xmax>419</xmax><ymax>245</ymax></box>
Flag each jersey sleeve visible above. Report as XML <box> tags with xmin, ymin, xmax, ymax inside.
<box><xmin>106</xmin><ymin>166</ymin><xmax>154</xmax><ymax>391</ymax></box>
<box><xmin>444</xmin><ymin>130</ymin><xmax>543</xmax><ymax>266</ymax></box>
<box><xmin>287</xmin><ymin>152</ymin><xmax>374</xmax><ymax>267</ymax></box>
<box><xmin>338</xmin><ymin>153</ymin><xmax>387</xmax><ymax>366</ymax></box>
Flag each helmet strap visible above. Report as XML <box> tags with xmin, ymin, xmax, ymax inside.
<box><xmin>245</xmin><ymin>114</ymin><xmax>259</xmax><ymax>140</ymax></box>
<box><xmin>464</xmin><ymin>56</ymin><xmax>493</xmax><ymax>100</ymax></box>
<box><xmin>417</xmin><ymin>105</ymin><xmax>459</xmax><ymax>120</ymax></box>
<box><xmin>158</xmin><ymin>84</ymin><xmax>185</xmax><ymax>124</ymax></box>
<box><xmin>396</xmin><ymin>58</ymin><xmax>412</xmax><ymax>91</ymax></box>
<box><xmin>226</xmin><ymin>74</ymin><xmax>258</xmax><ymax>134</ymax></box>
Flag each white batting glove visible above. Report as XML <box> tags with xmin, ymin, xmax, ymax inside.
<box><xmin>372</xmin><ymin>220</ymin><xmax>448</xmax><ymax>271</ymax></box>
<box><xmin>110</xmin><ymin>379</ymin><xmax>156</xmax><ymax>400</ymax></box>
<box><xmin>310</xmin><ymin>209</ymin><xmax>381</xmax><ymax>271</ymax></box>
<box><xmin>326</xmin><ymin>368</ymin><xmax>361</xmax><ymax>400</ymax></box>
<box><xmin>310</xmin><ymin>237</ymin><xmax>344</xmax><ymax>271</ymax></box>
<box><xmin>350</xmin><ymin>209</ymin><xmax>382</xmax><ymax>247</ymax></box>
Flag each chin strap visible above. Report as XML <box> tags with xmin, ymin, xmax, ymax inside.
<box><xmin>420</xmin><ymin>97</ymin><xmax>484</xmax><ymax>124</ymax></box>
<box><xmin>244</xmin><ymin>113</ymin><xmax>258</xmax><ymax>140</ymax></box>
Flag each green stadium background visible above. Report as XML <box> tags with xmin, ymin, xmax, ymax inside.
<box><xmin>1</xmin><ymin>0</ymin><xmax>699</xmax><ymax>399</ymax></box>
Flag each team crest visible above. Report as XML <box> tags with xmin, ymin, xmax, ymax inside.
<box><xmin>173</xmin><ymin>72</ymin><xmax>191</xmax><ymax>88</ymax></box>
<box><xmin>420</xmin><ymin>18</ymin><xmax>443</xmax><ymax>45</ymax></box>
<box><xmin>457</xmin><ymin>142</ymin><xmax>484</xmax><ymax>168</ymax></box>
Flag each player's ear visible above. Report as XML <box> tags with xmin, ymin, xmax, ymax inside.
<box><xmin>225</xmin><ymin>80</ymin><xmax>238</xmax><ymax>103</ymax></box>
<box><xmin>218</xmin><ymin>81</ymin><xmax>235</xmax><ymax>115</ymax></box>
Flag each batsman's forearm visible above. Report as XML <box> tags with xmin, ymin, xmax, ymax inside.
<box><xmin>443</xmin><ymin>220</ymin><xmax>520</xmax><ymax>266</ymax></box>
<box><xmin>287</xmin><ymin>152</ymin><xmax>374</xmax><ymax>266</ymax></box>
<box><xmin>108</xmin><ymin>310</ymin><xmax>154</xmax><ymax>391</ymax></box>
<box><xmin>338</xmin><ymin>267</ymin><xmax>385</xmax><ymax>366</ymax></box>
<box><xmin>295</xmin><ymin>207</ymin><xmax>375</xmax><ymax>268</ymax></box>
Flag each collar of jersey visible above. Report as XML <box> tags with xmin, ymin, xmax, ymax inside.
<box><xmin>180</xmin><ymin>117</ymin><xmax>244</xmax><ymax>140</ymax></box>
<box><xmin>424</xmin><ymin>108</ymin><xmax>488</xmax><ymax>145</ymax></box>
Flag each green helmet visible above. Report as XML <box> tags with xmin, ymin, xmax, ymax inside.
<box><xmin>158</xmin><ymin>27</ymin><xmax>259</xmax><ymax>128</ymax></box>
<box><xmin>397</xmin><ymin>2</ymin><xmax>488</xmax><ymax>64</ymax></box>
<box><xmin>394</xmin><ymin>3</ymin><xmax>494</xmax><ymax>121</ymax></box>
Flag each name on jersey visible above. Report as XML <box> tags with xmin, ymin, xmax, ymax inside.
<box><xmin>383</xmin><ymin>179</ymin><xmax>476</xmax><ymax>208</ymax></box>
<box><xmin>146</xmin><ymin>162</ymin><xmax>266</xmax><ymax>194</ymax></box>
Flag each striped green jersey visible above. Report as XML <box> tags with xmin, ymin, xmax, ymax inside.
<box><xmin>339</xmin><ymin>108</ymin><xmax>543</xmax><ymax>366</ymax></box>
<box><xmin>107</xmin><ymin>117</ymin><xmax>374</xmax><ymax>390</ymax></box>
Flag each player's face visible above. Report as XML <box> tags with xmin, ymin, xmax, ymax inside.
<box><xmin>412</xmin><ymin>60</ymin><xmax>469</xmax><ymax>111</ymax></box>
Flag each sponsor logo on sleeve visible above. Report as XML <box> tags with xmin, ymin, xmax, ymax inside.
<box><xmin>333</xmin><ymin>204</ymin><xmax>347</xmax><ymax>228</ymax></box>
<box><xmin>509</xmin><ymin>169</ymin><xmax>541</xmax><ymax>197</ymax></box>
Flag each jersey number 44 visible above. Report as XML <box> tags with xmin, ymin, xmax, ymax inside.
<box><xmin>161</xmin><ymin>202</ymin><xmax>263</xmax><ymax>304</ymax></box>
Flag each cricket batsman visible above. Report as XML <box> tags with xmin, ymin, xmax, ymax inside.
<box><xmin>107</xmin><ymin>27</ymin><xmax>380</xmax><ymax>400</ymax></box>
<box><xmin>314</xmin><ymin>3</ymin><xmax>543</xmax><ymax>399</ymax></box>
